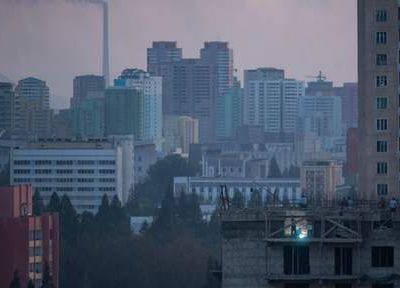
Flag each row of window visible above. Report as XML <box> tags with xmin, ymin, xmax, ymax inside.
<box><xmin>13</xmin><ymin>160</ymin><xmax>116</xmax><ymax>166</ymax></box>
<box><xmin>282</xmin><ymin>245</ymin><xmax>394</xmax><ymax>276</ymax></box>
<box><xmin>14</xmin><ymin>169</ymin><xmax>116</xmax><ymax>175</ymax></box>
<box><xmin>36</xmin><ymin>187</ymin><xmax>116</xmax><ymax>192</ymax></box>
<box><xmin>14</xmin><ymin>178</ymin><xmax>116</xmax><ymax>183</ymax></box>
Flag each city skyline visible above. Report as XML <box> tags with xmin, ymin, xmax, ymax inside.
<box><xmin>0</xmin><ymin>0</ymin><xmax>357</xmax><ymax>108</ymax></box>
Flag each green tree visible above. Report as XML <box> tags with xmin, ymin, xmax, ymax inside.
<box><xmin>32</xmin><ymin>190</ymin><xmax>45</xmax><ymax>216</ymax></box>
<box><xmin>9</xmin><ymin>270</ymin><xmax>20</xmax><ymax>288</ymax></box>
<box><xmin>288</xmin><ymin>165</ymin><xmax>300</xmax><ymax>178</ymax></box>
<box><xmin>60</xmin><ymin>194</ymin><xmax>78</xmax><ymax>239</ymax></box>
<box><xmin>47</xmin><ymin>192</ymin><xmax>61</xmax><ymax>213</ymax></box>
<box><xmin>0</xmin><ymin>162</ymin><xmax>10</xmax><ymax>186</ymax></box>
<box><xmin>231</xmin><ymin>190</ymin><xmax>245</xmax><ymax>209</ymax></box>
<box><xmin>41</xmin><ymin>262</ymin><xmax>54</xmax><ymax>288</ymax></box>
<box><xmin>268</xmin><ymin>157</ymin><xmax>282</xmax><ymax>178</ymax></box>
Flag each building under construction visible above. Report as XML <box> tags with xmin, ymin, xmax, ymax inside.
<box><xmin>221</xmin><ymin>203</ymin><xmax>400</xmax><ymax>288</ymax></box>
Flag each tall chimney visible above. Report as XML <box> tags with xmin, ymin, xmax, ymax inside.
<box><xmin>102</xmin><ymin>1</ymin><xmax>110</xmax><ymax>87</ymax></box>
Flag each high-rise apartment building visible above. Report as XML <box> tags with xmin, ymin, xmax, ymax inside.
<box><xmin>72</xmin><ymin>75</ymin><xmax>105</xmax><ymax>107</ymax></box>
<box><xmin>169</xmin><ymin>59</ymin><xmax>216</xmax><ymax>142</ymax></box>
<box><xmin>358</xmin><ymin>0</ymin><xmax>399</xmax><ymax>200</ymax></box>
<box><xmin>15</xmin><ymin>77</ymin><xmax>50</xmax><ymax>109</ymax></box>
<box><xmin>163</xmin><ymin>115</ymin><xmax>199</xmax><ymax>155</ymax></box>
<box><xmin>14</xmin><ymin>78</ymin><xmax>53</xmax><ymax>138</ymax></box>
<box><xmin>217</xmin><ymin>77</ymin><xmax>243</xmax><ymax>139</ymax></box>
<box><xmin>147</xmin><ymin>41</ymin><xmax>182</xmax><ymax>115</ymax></box>
<box><xmin>299</xmin><ymin>95</ymin><xmax>343</xmax><ymax>137</ymax></box>
<box><xmin>115</xmin><ymin>69</ymin><xmax>162</xmax><ymax>146</ymax></box>
<box><xmin>0</xmin><ymin>81</ymin><xmax>14</xmax><ymax>134</ymax></box>
<box><xmin>105</xmin><ymin>87</ymin><xmax>143</xmax><ymax>140</ymax></box>
<box><xmin>200</xmin><ymin>42</ymin><xmax>234</xmax><ymax>139</ymax></box>
<box><xmin>244</xmin><ymin>68</ymin><xmax>304</xmax><ymax>136</ymax></box>
<box><xmin>72</xmin><ymin>97</ymin><xmax>105</xmax><ymax>138</ymax></box>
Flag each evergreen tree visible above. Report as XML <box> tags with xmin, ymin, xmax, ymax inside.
<box><xmin>9</xmin><ymin>270</ymin><xmax>20</xmax><ymax>288</ymax></box>
<box><xmin>288</xmin><ymin>165</ymin><xmax>300</xmax><ymax>178</ymax></box>
<box><xmin>96</xmin><ymin>194</ymin><xmax>110</xmax><ymax>222</ymax></box>
<box><xmin>187</xmin><ymin>193</ymin><xmax>202</xmax><ymax>224</ymax></box>
<box><xmin>27</xmin><ymin>279</ymin><xmax>34</xmax><ymax>288</ymax></box>
<box><xmin>151</xmin><ymin>186</ymin><xmax>176</xmax><ymax>238</ymax></box>
<box><xmin>268</xmin><ymin>157</ymin><xmax>282</xmax><ymax>178</ymax></box>
<box><xmin>32</xmin><ymin>190</ymin><xmax>45</xmax><ymax>216</ymax></box>
<box><xmin>231</xmin><ymin>190</ymin><xmax>245</xmax><ymax>209</ymax></box>
<box><xmin>177</xmin><ymin>192</ymin><xmax>189</xmax><ymax>221</ymax></box>
<box><xmin>60</xmin><ymin>194</ymin><xmax>78</xmax><ymax>239</ymax></box>
<box><xmin>41</xmin><ymin>262</ymin><xmax>54</xmax><ymax>288</ymax></box>
<box><xmin>248</xmin><ymin>189</ymin><xmax>262</xmax><ymax>208</ymax></box>
<box><xmin>47</xmin><ymin>192</ymin><xmax>61</xmax><ymax>213</ymax></box>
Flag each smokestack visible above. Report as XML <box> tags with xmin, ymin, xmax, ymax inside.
<box><xmin>102</xmin><ymin>1</ymin><xmax>110</xmax><ymax>87</ymax></box>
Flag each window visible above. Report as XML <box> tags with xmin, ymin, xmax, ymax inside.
<box><xmin>376</xmin><ymin>119</ymin><xmax>388</xmax><ymax>131</ymax></box>
<box><xmin>376</xmin><ymin>183</ymin><xmax>389</xmax><ymax>196</ymax></box>
<box><xmin>376</xmin><ymin>32</ymin><xmax>387</xmax><ymax>44</ymax></box>
<box><xmin>372</xmin><ymin>247</ymin><xmax>394</xmax><ymax>267</ymax></box>
<box><xmin>376</xmin><ymin>54</ymin><xmax>388</xmax><ymax>66</ymax></box>
<box><xmin>376</xmin><ymin>97</ymin><xmax>388</xmax><ymax>109</ymax></box>
<box><xmin>376</xmin><ymin>76</ymin><xmax>388</xmax><ymax>87</ymax></box>
<box><xmin>377</xmin><ymin>162</ymin><xmax>388</xmax><ymax>175</ymax></box>
<box><xmin>283</xmin><ymin>246</ymin><xmax>310</xmax><ymax>275</ymax></box>
<box><xmin>376</xmin><ymin>10</ymin><xmax>388</xmax><ymax>22</ymax></box>
<box><xmin>335</xmin><ymin>247</ymin><xmax>353</xmax><ymax>275</ymax></box>
<box><xmin>377</xmin><ymin>141</ymin><xmax>388</xmax><ymax>152</ymax></box>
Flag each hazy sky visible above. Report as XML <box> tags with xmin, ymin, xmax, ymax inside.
<box><xmin>0</xmin><ymin>0</ymin><xmax>357</xmax><ymax>108</ymax></box>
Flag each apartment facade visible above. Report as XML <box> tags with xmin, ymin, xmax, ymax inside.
<box><xmin>0</xmin><ymin>185</ymin><xmax>59</xmax><ymax>288</ymax></box>
<box><xmin>10</xmin><ymin>139</ymin><xmax>134</xmax><ymax>213</ymax></box>
<box><xmin>244</xmin><ymin>68</ymin><xmax>304</xmax><ymax>135</ymax></box>
<box><xmin>358</xmin><ymin>0</ymin><xmax>399</xmax><ymax>200</ymax></box>
<box><xmin>115</xmin><ymin>69</ymin><xmax>163</xmax><ymax>146</ymax></box>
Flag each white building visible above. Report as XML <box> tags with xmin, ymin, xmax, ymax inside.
<box><xmin>116</xmin><ymin>69</ymin><xmax>163</xmax><ymax>149</ymax></box>
<box><xmin>10</xmin><ymin>139</ymin><xmax>134</xmax><ymax>214</ymax></box>
<box><xmin>174</xmin><ymin>176</ymin><xmax>301</xmax><ymax>207</ymax></box>
<box><xmin>244</xmin><ymin>68</ymin><xmax>304</xmax><ymax>134</ymax></box>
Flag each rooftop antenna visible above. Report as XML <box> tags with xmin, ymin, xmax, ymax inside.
<box><xmin>306</xmin><ymin>71</ymin><xmax>327</xmax><ymax>82</ymax></box>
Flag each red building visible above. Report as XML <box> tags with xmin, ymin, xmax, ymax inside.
<box><xmin>0</xmin><ymin>185</ymin><xmax>59</xmax><ymax>288</ymax></box>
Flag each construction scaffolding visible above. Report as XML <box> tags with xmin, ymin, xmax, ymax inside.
<box><xmin>221</xmin><ymin>204</ymin><xmax>400</xmax><ymax>288</ymax></box>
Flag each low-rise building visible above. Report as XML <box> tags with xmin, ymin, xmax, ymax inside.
<box><xmin>10</xmin><ymin>138</ymin><xmax>134</xmax><ymax>213</ymax></box>
<box><xmin>174</xmin><ymin>176</ymin><xmax>300</xmax><ymax>207</ymax></box>
<box><xmin>0</xmin><ymin>185</ymin><xmax>59</xmax><ymax>288</ymax></box>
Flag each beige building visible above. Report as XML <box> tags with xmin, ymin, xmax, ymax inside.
<box><xmin>300</xmin><ymin>160</ymin><xmax>343</xmax><ymax>205</ymax></box>
<box><xmin>163</xmin><ymin>115</ymin><xmax>199</xmax><ymax>155</ymax></box>
<box><xmin>358</xmin><ymin>0</ymin><xmax>399</xmax><ymax>200</ymax></box>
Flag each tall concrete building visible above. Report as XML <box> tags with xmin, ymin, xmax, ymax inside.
<box><xmin>217</xmin><ymin>77</ymin><xmax>243</xmax><ymax>139</ymax></box>
<box><xmin>115</xmin><ymin>69</ymin><xmax>162</xmax><ymax>147</ymax></box>
<box><xmin>163</xmin><ymin>115</ymin><xmax>199</xmax><ymax>155</ymax></box>
<box><xmin>200</xmin><ymin>41</ymin><xmax>234</xmax><ymax>139</ymax></box>
<box><xmin>358</xmin><ymin>0</ymin><xmax>399</xmax><ymax>200</ymax></box>
<box><xmin>147</xmin><ymin>41</ymin><xmax>182</xmax><ymax>115</ymax></box>
<box><xmin>72</xmin><ymin>97</ymin><xmax>105</xmax><ymax>138</ymax></box>
<box><xmin>15</xmin><ymin>77</ymin><xmax>49</xmax><ymax>109</ymax></box>
<box><xmin>105</xmin><ymin>87</ymin><xmax>143</xmax><ymax>140</ymax></box>
<box><xmin>244</xmin><ymin>68</ymin><xmax>304</xmax><ymax>137</ymax></box>
<box><xmin>169</xmin><ymin>59</ymin><xmax>216</xmax><ymax>142</ymax></box>
<box><xmin>0</xmin><ymin>81</ymin><xmax>14</xmax><ymax>134</ymax></box>
<box><xmin>299</xmin><ymin>95</ymin><xmax>343</xmax><ymax>137</ymax></box>
<box><xmin>336</xmin><ymin>83</ymin><xmax>358</xmax><ymax>130</ymax></box>
<box><xmin>72</xmin><ymin>75</ymin><xmax>105</xmax><ymax>107</ymax></box>
<box><xmin>14</xmin><ymin>78</ymin><xmax>53</xmax><ymax>138</ymax></box>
